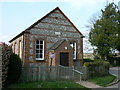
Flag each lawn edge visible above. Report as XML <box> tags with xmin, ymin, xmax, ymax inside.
<box><xmin>106</xmin><ymin>78</ymin><xmax>120</xmax><ymax>87</ymax></box>
<box><xmin>87</xmin><ymin>74</ymin><xmax>117</xmax><ymax>87</ymax></box>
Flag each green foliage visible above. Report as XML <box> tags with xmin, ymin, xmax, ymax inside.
<box><xmin>89</xmin><ymin>2</ymin><xmax>120</xmax><ymax>60</ymax></box>
<box><xmin>83</xmin><ymin>58</ymin><xmax>94</xmax><ymax>63</ymax></box>
<box><xmin>94</xmin><ymin>55</ymin><xmax>100</xmax><ymax>60</ymax></box>
<box><xmin>88</xmin><ymin>75</ymin><xmax>116</xmax><ymax>87</ymax></box>
<box><xmin>6</xmin><ymin>53</ymin><xmax>22</xmax><ymax>85</ymax></box>
<box><xmin>1</xmin><ymin>45</ymin><xmax>12</xmax><ymax>88</ymax></box>
<box><xmin>113</xmin><ymin>10</ymin><xmax>120</xmax><ymax>51</ymax></box>
<box><xmin>110</xmin><ymin>57</ymin><xmax>120</xmax><ymax>66</ymax></box>
<box><xmin>84</xmin><ymin>60</ymin><xmax>109</xmax><ymax>67</ymax></box>
<box><xmin>84</xmin><ymin>60</ymin><xmax>110</xmax><ymax>77</ymax></box>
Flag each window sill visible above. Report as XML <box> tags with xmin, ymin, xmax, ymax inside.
<box><xmin>73</xmin><ymin>59</ymin><xmax>77</xmax><ymax>61</ymax></box>
<box><xmin>36</xmin><ymin>59</ymin><xmax>44</xmax><ymax>61</ymax></box>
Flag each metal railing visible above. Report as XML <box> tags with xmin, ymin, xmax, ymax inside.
<box><xmin>72</xmin><ymin>69</ymin><xmax>83</xmax><ymax>82</ymax></box>
<box><xmin>59</xmin><ymin>65</ymin><xmax>83</xmax><ymax>82</ymax></box>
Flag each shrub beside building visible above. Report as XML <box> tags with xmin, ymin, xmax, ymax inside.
<box><xmin>84</xmin><ymin>60</ymin><xmax>110</xmax><ymax>79</ymax></box>
<box><xmin>0</xmin><ymin>42</ymin><xmax>12</xmax><ymax>88</ymax></box>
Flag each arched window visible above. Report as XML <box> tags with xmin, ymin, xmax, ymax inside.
<box><xmin>70</xmin><ymin>41</ymin><xmax>76</xmax><ymax>59</ymax></box>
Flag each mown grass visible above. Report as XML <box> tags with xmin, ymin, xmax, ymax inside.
<box><xmin>7</xmin><ymin>81</ymin><xmax>90</xmax><ymax>89</ymax></box>
<box><xmin>88</xmin><ymin>74</ymin><xmax>116</xmax><ymax>87</ymax></box>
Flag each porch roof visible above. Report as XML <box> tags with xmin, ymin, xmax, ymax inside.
<box><xmin>49</xmin><ymin>39</ymin><xmax>65</xmax><ymax>50</ymax></box>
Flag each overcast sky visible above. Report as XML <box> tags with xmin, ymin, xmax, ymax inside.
<box><xmin>0</xmin><ymin>0</ymin><xmax>119</xmax><ymax>53</ymax></box>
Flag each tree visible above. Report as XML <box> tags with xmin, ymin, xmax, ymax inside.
<box><xmin>89</xmin><ymin>2</ymin><xmax>119</xmax><ymax>60</ymax></box>
<box><xmin>114</xmin><ymin>10</ymin><xmax>120</xmax><ymax>52</ymax></box>
<box><xmin>6</xmin><ymin>53</ymin><xmax>22</xmax><ymax>85</ymax></box>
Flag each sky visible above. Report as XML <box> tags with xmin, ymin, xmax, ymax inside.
<box><xmin>0</xmin><ymin>0</ymin><xmax>120</xmax><ymax>53</ymax></box>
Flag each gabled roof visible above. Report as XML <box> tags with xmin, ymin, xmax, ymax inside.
<box><xmin>49</xmin><ymin>40</ymin><xmax>65</xmax><ymax>50</ymax></box>
<box><xmin>9</xmin><ymin>7</ymin><xmax>84</xmax><ymax>43</ymax></box>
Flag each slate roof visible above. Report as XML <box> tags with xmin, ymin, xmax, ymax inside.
<box><xmin>9</xmin><ymin>7</ymin><xmax>84</xmax><ymax>43</ymax></box>
<box><xmin>49</xmin><ymin>39</ymin><xmax>65</xmax><ymax>50</ymax></box>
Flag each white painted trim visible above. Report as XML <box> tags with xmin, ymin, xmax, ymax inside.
<box><xmin>74</xmin><ymin>42</ymin><xmax>76</xmax><ymax>59</ymax></box>
<box><xmin>36</xmin><ymin>40</ymin><xmax>44</xmax><ymax>60</ymax></box>
<box><xmin>70</xmin><ymin>41</ymin><xmax>76</xmax><ymax>59</ymax></box>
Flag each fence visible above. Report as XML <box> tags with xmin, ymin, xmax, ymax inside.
<box><xmin>19</xmin><ymin>63</ymin><xmax>85</xmax><ymax>83</ymax></box>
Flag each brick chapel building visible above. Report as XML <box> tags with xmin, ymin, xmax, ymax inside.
<box><xmin>9</xmin><ymin>7</ymin><xmax>84</xmax><ymax>67</ymax></box>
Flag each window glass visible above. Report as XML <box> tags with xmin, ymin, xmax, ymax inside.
<box><xmin>70</xmin><ymin>41</ymin><xmax>76</xmax><ymax>59</ymax></box>
<box><xmin>36</xmin><ymin>40</ymin><xmax>44</xmax><ymax>60</ymax></box>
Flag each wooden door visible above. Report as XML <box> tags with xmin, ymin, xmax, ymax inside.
<box><xmin>60</xmin><ymin>53</ymin><xmax>69</xmax><ymax>66</ymax></box>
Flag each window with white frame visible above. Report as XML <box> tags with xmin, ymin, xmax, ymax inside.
<box><xmin>70</xmin><ymin>41</ymin><xmax>76</xmax><ymax>59</ymax></box>
<box><xmin>36</xmin><ymin>40</ymin><xmax>44</xmax><ymax>60</ymax></box>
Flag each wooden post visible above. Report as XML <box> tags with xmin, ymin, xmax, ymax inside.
<box><xmin>50</xmin><ymin>58</ymin><xmax>52</xmax><ymax>71</ymax></box>
<box><xmin>80</xmin><ymin>74</ymin><xmax>81</xmax><ymax>82</ymax></box>
<box><xmin>72</xmin><ymin>66</ymin><xmax>74</xmax><ymax>81</ymax></box>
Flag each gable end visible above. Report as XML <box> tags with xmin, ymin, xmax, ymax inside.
<box><xmin>9</xmin><ymin>7</ymin><xmax>84</xmax><ymax>43</ymax></box>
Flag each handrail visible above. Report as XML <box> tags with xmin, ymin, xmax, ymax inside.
<box><xmin>72</xmin><ymin>69</ymin><xmax>83</xmax><ymax>82</ymax></box>
<box><xmin>72</xmin><ymin>69</ymin><xmax>83</xmax><ymax>75</ymax></box>
<box><xmin>59</xmin><ymin>65</ymin><xmax>83</xmax><ymax>75</ymax></box>
<box><xmin>58</xmin><ymin>65</ymin><xmax>83</xmax><ymax>82</ymax></box>
<box><xmin>59</xmin><ymin>65</ymin><xmax>69</xmax><ymax>68</ymax></box>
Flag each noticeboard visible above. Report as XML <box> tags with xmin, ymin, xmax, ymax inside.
<box><xmin>50</xmin><ymin>53</ymin><xmax>54</xmax><ymax>59</ymax></box>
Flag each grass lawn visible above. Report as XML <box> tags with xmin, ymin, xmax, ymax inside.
<box><xmin>88</xmin><ymin>74</ymin><xmax>116</xmax><ymax>87</ymax></box>
<box><xmin>8</xmin><ymin>81</ymin><xmax>90</xmax><ymax>89</ymax></box>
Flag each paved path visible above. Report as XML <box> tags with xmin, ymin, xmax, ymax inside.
<box><xmin>76</xmin><ymin>67</ymin><xmax>120</xmax><ymax>89</ymax></box>
<box><xmin>109</xmin><ymin>67</ymin><xmax>120</xmax><ymax>77</ymax></box>
<box><xmin>107</xmin><ymin>84</ymin><xmax>119</xmax><ymax>88</ymax></box>
<box><xmin>107</xmin><ymin>67</ymin><xmax>120</xmax><ymax>89</ymax></box>
<box><xmin>76</xmin><ymin>81</ymin><xmax>102</xmax><ymax>88</ymax></box>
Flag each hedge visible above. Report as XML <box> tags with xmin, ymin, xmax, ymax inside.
<box><xmin>5</xmin><ymin>53</ymin><xmax>22</xmax><ymax>85</ymax></box>
<box><xmin>84</xmin><ymin>60</ymin><xmax>110</xmax><ymax>78</ymax></box>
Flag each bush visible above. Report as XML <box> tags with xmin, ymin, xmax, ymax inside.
<box><xmin>84</xmin><ymin>60</ymin><xmax>110</xmax><ymax>78</ymax></box>
<box><xmin>6</xmin><ymin>53</ymin><xmax>22</xmax><ymax>85</ymax></box>
<box><xmin>94</xmin><ymin>55</ymin><xmax>100</xmax><ymax>60</ymax></box>
<box><xmin>1</xmin><ymin>44</ymin><xmax>12</xmax><ymax>87</ymax></box>
<box><xmin>111</xmin><ymin>57</ymin><xmax>120</xmax><ymax>66</ymax></box>
<box><xmin>84</xmin><ymin>60</ymin><xmax>109</xmax><ymax>67</ymax></box>
<box><xmin>83</xmin><ymin>58</ymin><xmax>94</xmax><ymax>64</ymax></box>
